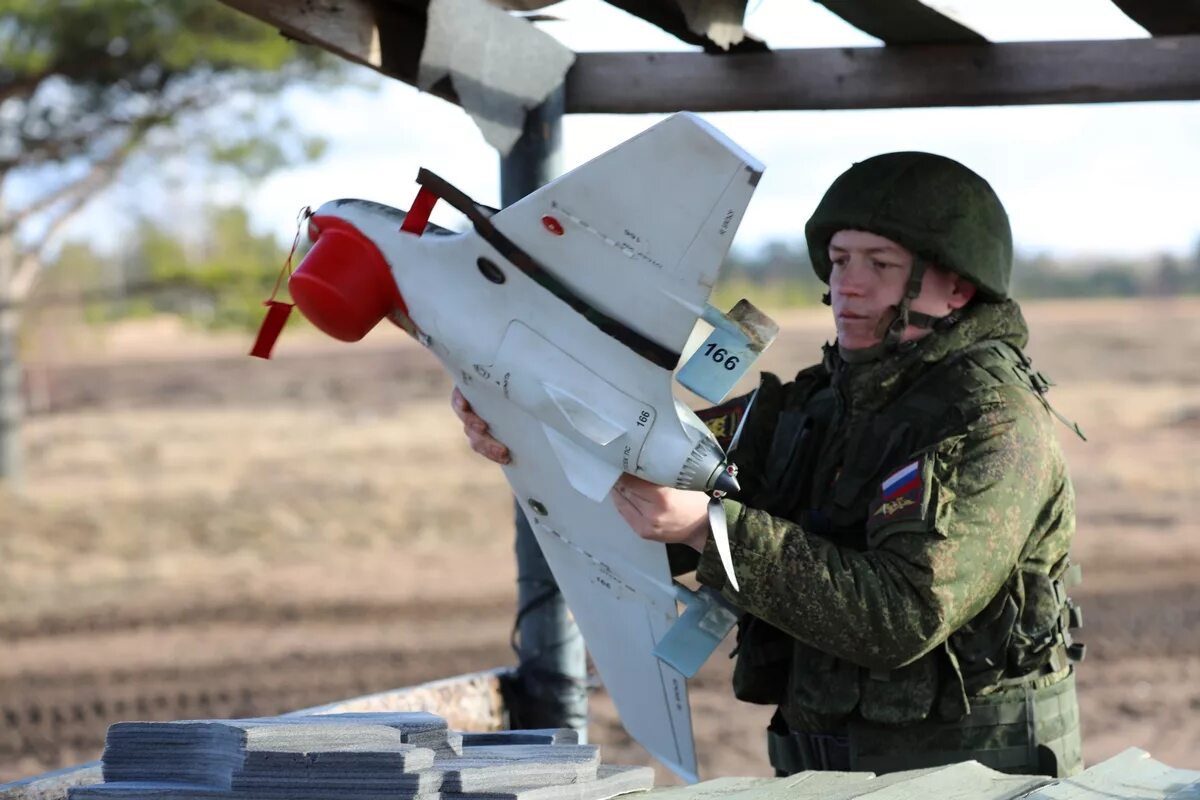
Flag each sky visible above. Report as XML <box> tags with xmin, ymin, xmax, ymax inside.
<box><xmin>57</xmin><ymin>0</ymin><xmax>1200</xmax><ymax>261</ymax></box>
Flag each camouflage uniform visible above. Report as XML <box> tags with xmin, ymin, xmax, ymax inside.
<box><xmin>690</xmin><ymin>154</ymin><xmax>1084</xmax><ymax>778</ymax></box>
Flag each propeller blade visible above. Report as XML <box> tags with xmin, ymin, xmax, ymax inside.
<box><xmin>708</xmin><ymin>495</ymin><xmax>739</xmax><ymax>592</ymax></box>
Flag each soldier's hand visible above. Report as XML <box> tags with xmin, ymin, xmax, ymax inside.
<box><xmin>612</xmin><ymin>474</ymin><xmax>710</xmax><ymax>552</ymax></box>
<box><xmin>451</xmin><ymin>386</ymin><xmax>511</xmax><ymax>465</ymax></box>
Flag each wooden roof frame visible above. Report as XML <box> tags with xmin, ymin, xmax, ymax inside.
<box><xmin>221</xmin><ymin>0</ymin><xmax>1200</xmax><ymax>113</ymax></box>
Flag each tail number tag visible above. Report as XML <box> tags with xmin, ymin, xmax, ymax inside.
<box><xmin>676</xmin><ymin>326</ymin><xmax>756</xmax><ymax>404</ymax></box>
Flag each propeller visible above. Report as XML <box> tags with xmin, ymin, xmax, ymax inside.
<box><xmin>708</xmin><ymin>463</ymin><xmax>740</xmax><ymax>592</ymax></box>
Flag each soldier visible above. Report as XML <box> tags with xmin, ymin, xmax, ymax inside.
<box><xmin>454</xmin><ymin>152</ymin><xmax>1085</xmax><ymax>777</ymax></box>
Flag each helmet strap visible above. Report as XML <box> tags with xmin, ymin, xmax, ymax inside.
<box><xmin>906</xmin><ymin>308</ymin><xmax>941</xmax><ymax>329</ymax></box>
<box><xmin>882</xmin><ymin>256</ymin><xmax>931</xmax><ymax>348</ymax></box>
<box><xmin>841</xmin><ymin>256</ymin><xmax>964</xmax><ymax>360</ymax></box>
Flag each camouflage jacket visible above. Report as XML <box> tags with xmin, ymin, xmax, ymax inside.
<box><xmin>694</xmin><ymin>300</ymin><xmax>1079</xmax><ymax>732</ymax></box>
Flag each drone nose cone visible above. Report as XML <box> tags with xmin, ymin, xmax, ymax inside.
<box><xmin>290</xmin><ymin>217</ymin><xmax>405</xmax><ymax>342</ymax></box>
<box><xmin>712</xmin><ymin>465</ymin><xmax>740</xmax><ymax>495</ymax></box>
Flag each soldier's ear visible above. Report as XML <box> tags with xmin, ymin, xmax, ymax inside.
<box><xmin>948</xmin><ymin>275</ymin><xmax>977</xmax><ymax>309</ymax></box>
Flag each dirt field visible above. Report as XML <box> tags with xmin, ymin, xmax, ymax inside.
<box><xmin>2</xmin><ymin>298</ymin><xmax>1198</xmax><ymax>784</ymax></box>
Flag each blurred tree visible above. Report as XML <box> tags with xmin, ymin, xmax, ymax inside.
<box><xmin>1012</xmin><ymin>253</ymin><xmax>1145</xmax><ymax>300</ymax></box>
<box><xmin>0</xmin><ymin>0</ymin><xmax>342</xmax><ymax>487</ymax></box>
<box><xmin>714</xmin><ymin>239</ymin><xmax>823</xmax><ymax>310</ymax></box>
<box><xmin>143</xmin><ymin>205</ymin><xmax>291</xmax><ymax>330</ymax></box>
<box><xmin>1189</xmin><ymin>237</ymin><xmax>1200</xmax><ymax>293</ymax></box>
<box><xmin>1149</xmin><ymin>254</ymin><xmax>1184</xmax><ymax>297</ymax></box>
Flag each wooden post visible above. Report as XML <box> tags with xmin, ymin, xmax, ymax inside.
<box><xmin>499</xmin><ymin>86</ymin><xmax>564</xmax><ymax>207</ymax></box>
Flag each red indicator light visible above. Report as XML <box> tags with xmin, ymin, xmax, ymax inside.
<box><xmin>542</xmin><ymin>215</ymin><xmax>564</xmax><ymax>236</ymax></box>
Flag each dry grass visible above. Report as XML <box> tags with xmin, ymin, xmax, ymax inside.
<box><xmin>1</xmin><ymin>402</ymin><xmax>515</xmax><ymax>622</ymax></box>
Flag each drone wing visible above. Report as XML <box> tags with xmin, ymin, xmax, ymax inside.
<box><xmin>465</xmin><ymin>388</ymin><xmax>698</xmax><ymax>781</ymax></box>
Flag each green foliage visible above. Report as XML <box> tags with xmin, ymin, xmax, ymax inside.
<box><xmin>1</xmin><ymin>0</ymin><xmax>338</xmax><ymax>172</ymax></box>
<box><xmin>138</xmin><ymin>206</ymin><xmax>297</xmax><ymax>331</ymax></box>
<box><xmin>42</xmin><ymin>206</ymin><xmax>308</xmax><ymax>332</ymax></box>
<box><xmin>1</xmin><ymin>0</ymin><xmax>300</xmax><ymax>77</ymax></box>
<box><xmin>711</xmin><ymin>277</ymin><xmax>821</xmax><ymax>313</ymax></box>
<box><xmin>1011</xmin><ymin>244</ymin><xmax>1200</xmax><ymax>300</ymax></box>
<box><xmin>716</xmin><ymin>237</ymin><xmax>1200</xmax><ymax>307</ymax></box>
<box><xmin>182</xmin><ymin>207</ymin><xmax>294</xmax><ymax>330</ymax></box>
<box><xmin>39</xmin><ymin>241</ymin><xmax>106</xmax><ymax>288</ymax></box>
<box><xmin>714</xmin><ymin>240</ymin><xmax>823</xmax><ymax>310</ymax></box>
<box><xmin>32</xmin><ymin>239</ymin><xmax>113</xmax><ymax>323</ymax></box>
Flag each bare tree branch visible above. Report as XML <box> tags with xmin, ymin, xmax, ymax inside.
<box><xmin>0</xmin><ymin>116</ymin><xmax>161</xmax><ymax>236</ymax></box>
<box><xmin>10</xmin><ymin>129</ymin><xmax>100</xmax><ymax>169</ymax></box>
<box><xmin>3</xmin><ymin>83</ymin><xmax>224</xmax><ymax>298</ymax></box>
<box><xmin>9</xmin><ymin>252</ymin><xmax>45</xmax><ymax>305</ymax></box>
<box><xmin>8</xmin><ymin>125</ymin><xmax>150</xmax><ymax>302</ymax></box>
<box><xmin>2</xmin><ymin>142</ymin><xmax>129</xmax><ymax>236</ymax></box>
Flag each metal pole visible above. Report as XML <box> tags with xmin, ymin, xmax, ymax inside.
<box><xmin>497</xmin><ymin>86</ymin><xmax>587</xmax><ymax>737</ymax></box>
<box><xmin>500</xmin><ymin>87</ymin><xmax>564</xmax><ymax>207</ymax></box>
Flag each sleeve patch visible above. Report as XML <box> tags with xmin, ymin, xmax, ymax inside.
<box><xmin>695</xmin><ymin>392</ymin><xmax>753</xmax><ymax>450</ymax></box>
<box><xmin>868</xmin><ymin>455</ymin><xmax>932</xmax><ymax>534</ymax></box>
<box><xmin>881</xmin><ymin>460</ymin><xmax>921</xmax><ymax>500</ymax></box>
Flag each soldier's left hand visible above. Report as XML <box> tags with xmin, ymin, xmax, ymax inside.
<box><xmin>612</xmin><ymin>474</ymin><xmax>710</xmax><ymax>552</ymax></box>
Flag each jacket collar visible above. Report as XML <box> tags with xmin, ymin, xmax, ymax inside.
<box><xmin>825</xmin><ymin>300</ymin><xmax>1030</xmax><ymax>412</ymax></box>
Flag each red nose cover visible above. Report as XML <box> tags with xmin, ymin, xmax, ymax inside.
<box><xmin>289</xmin><ymin>215</ymin><xmax>407</xmax><ymax>342</ymax></box>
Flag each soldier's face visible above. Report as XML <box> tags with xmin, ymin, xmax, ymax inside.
<box><xmin>828</xmin><ymin>230</ymin><xmax>914</xmax><ymax>349</ymax></box>
<box><xmin>828</xmin><ymin>230</ymin><xmax>974</xmax><ymax>350</ymax></box>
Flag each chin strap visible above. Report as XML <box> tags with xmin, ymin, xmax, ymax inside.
<box><xmin>873</xmin><ymin>255</ymin><xmax>964</xmax><ymax>350</ymax></box>
<box><xmin>874</xmin><ymin>255</ymin><xmax>930</xmax><ymax>347</ymax></box>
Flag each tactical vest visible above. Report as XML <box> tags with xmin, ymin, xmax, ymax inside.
<box><xmin>728</xmin><ymin>339</ymin><xmax>1084</xmax><ymax>777</ymax></box>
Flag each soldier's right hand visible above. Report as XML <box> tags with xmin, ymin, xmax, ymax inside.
<box><xmin>451</xmin><ymin>386</ymin><xmax>511</xmax><ymax>465</ymax></box>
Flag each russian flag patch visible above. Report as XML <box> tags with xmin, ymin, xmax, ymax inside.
<box><xmin>881</xmin><ymin>460</ymin><xmax>922</xmax><ymax>500</ymax></box>
<box><xmin>868</xmin><ymin>456</ymin><xmax>931</xmax><ymax>539</ymax></box>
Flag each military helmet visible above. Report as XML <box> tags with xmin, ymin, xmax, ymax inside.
<box><xmin>805</xmin><ymin>152</ymin><xmax>1013</xmax><ymax>299</ymax></box>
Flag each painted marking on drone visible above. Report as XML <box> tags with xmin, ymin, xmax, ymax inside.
<box><xmin>546</xmin><ymin>526</ymin><xmax>639</xmax><ymax>598</ymax></box>
<box><xmin>718</xmin><ymin>209</ymin><xmax>735</xmax><ymax>236</ymax></box>
<box><xmin>550</xmin><ymin>200</ymin><xmax>661</xmax><ymax>265</ymax></box>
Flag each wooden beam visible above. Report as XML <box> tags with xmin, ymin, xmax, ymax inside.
<box><xmin>815</xmin><ymin>0</ymin><xmax>987</xmax><ymax>44</ymax></box>
<box><xmin>1109</xmin><ymin>0</ymin><xmax>1200</xmax><ymax>35</ymax></box>
<box><xmin>565</xmin><ymin>35</ymin><xmax>1200</xmax><ymax>113</ymax></box>
<box><xmin>218</xmin><ymin>0</ymin><xmax>460</xmax><ymax>105</ymax></box>
<box><xmin>222</xmin><ymin>1</ymin><xmax>1200</xmax><ymax>114</ymax></box>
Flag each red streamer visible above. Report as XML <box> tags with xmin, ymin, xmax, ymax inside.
<box><xmin>400</xmin><ymin>187</ymin><xmax>439</xmax><ymax>235</ymax></box>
